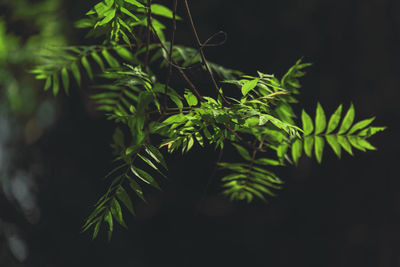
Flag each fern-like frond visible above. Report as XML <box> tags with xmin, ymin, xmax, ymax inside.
<box><xmin>31</xmin><ymin>45</ymin><xmax>138</xmax><ymax>95</ymax></box>
<box><xmin>291</xmin><ymin>103</ymin><xmax>386</xmax><ymax>164</ymax></box>
<box><xmin>82</xmin><ymin>128</ymin><xmax>167</xmax><ymax>240</ymax></box>
<box><xmin>219</xmin><ymin>143</ymin><xmax>283</xmax><ymax>202</ymax></box>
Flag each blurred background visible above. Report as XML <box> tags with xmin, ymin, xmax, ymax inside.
<box><xmin>0</xmin><ymin>0</ymin><xmax>398</xmax><ymax>266</ymax></box>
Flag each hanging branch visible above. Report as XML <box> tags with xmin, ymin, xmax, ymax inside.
<box><xmin>30</xmin><ymin>0</ymin><xmax>385</xmax><ymax>239</ymax></box>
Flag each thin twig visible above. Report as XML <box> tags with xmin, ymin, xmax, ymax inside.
<box><xmin>144</xmin><ymin>0</ymin><xmax>152</xmax><ymax>69</ymax></box>
<box><xmin>149</xmin><ymin>23</ymin><xmax>205</xmax><ymax>102</ymax></box>
<box><xmin>164</xmin><ymin>0</ymin><xmax>178</xmax><ymax>110</ymax></box>
<box><xmin>183</xmin><ymin>0</ymin><xmax>231</xmax><ymax>105</ymax></box>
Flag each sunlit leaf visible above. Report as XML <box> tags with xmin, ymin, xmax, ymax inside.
<box><xmin>61</xmin><ymin>67</ymin><xmax>69</xmax><ymax>95</ymax></box>
<box><xmin>241</xmin><ymin>78</ymin><xmax>259</xmax><ymax>96</ymax></box>
<box><xmin>150</xmin><ymin>4</ymin><xmax>182</xmax><ymax>20</ymax></box>
<box><xmin>358</xmin><ymin>126</ymin><xmax>386</xmax><ymax>137</ymax></box>
<box><xmin>348</xmin><ymin>117</ymin><xmax>375</xmax><ymax>135</ymax></box>
<box><xmin>52</xmin><ymin>73</ymin><xmax>59</xmax><ymax>96</ymax></box>
<box><xmin>131</xmin><ymin>166</ymin><xmax>161</xmax><ymax>190</ymax></box>
<box><xmin>116</xmin><ymin>185</ymin><xmax>135</xmax><ymax>215</ymax></box>
<box><xmin>144</xmin><ymin>144</ymin><xmax>168</xmax><ymax>170</ymax></box>
<box><xmin>91</xmin><ymin>52</ymin><xmax>105</xmax><ymax>71</ymax></box>
<box><xmin>314</xmin><ymin>136</ymin><xmax>324</xmax><ymax>163</ymax></box>
<box><xmin>111</xmin><ymin>198</ymin><xmax>127</xmax><ymax>228</ymax></box>
<box><xmin>127</xmin><ymin>175</ymin><xmax>146</xmax><ymax>202</ymax></box>
<box><xmin>124</xmin><ymin>0</ymin><xmax>145</xmax><ymax>8</ymax></box>
<box><xmin>184</xmin><ymin>89</ymin><xmax>198</xmax><ymax>106</ymax></box>
<box><xmin>92</xmin><ymin>222</ymin><xmax>101</xmax><ymax>240</ymax></box>
<box><xmin>326</xmin><ymin>104</ymin><xmax>342</xmax><ymax>134</ymax></box>
<box><xmin>292</xmin><ymin>139</ymin><xmax>302</xmax><ymax>165</ymax></box>
<box><xmin>81</xmin><ymin>56</ymin><xmax>93</xmax><ymax>80</ymax></box>
<box><xmin>301</xmin><ymin>110</ymin><xmax>314</xmax><ymax>136</ymax></box>
<box><xmin>337</xmin><ymin>136</ymin><xmax>353</xmax><ymax>155</ymax></box>
<box><xmin>338</xmin><ymin>103</ymin><xmax>355</xmax><ymax>134</ymax></box>
<box><xmin>70</xmin><ymin>62</ymin><xmax>81</xmax><ymax>86</ymax></box>
<box><xmin>98</xmin><ymin>8</ymin><xmax>116</xmax><ymax>26</ymax></box>
<box><xmin>325</xmin><ymin>135</ymin><xmax>341</xmax><ymax>158</ymax></box>
<box><xmin>303</xmin><ymin>136</ymin><xmax>314</xmax><ymax>157</ymax></box>
<box><xmin>254</xmin><ymin>158</ymin><xmax>280</xmax><ymax>166</ymax></box>
<box><xmin>121</xmin><ymin>7</ymin><xmax>139</xmax><ymax>21</ymax></box>
<box><xmin>315</xmin><ymin>102</ymin><xmax>326</xmax><ymax>134</ymax></box>
<box><xmin>102</xmin><ymin>49</ymin><xmax>120</xmax><ymax>68</ymax></box>
<box><xmin>232</xmin><ymin>143</ymin><xmax>251</xmax><ymax>161</ymax></box>
<box><xmin>44</xmin><ymin>76</ymin><xmax>52</xmax><ymax>91</ymax></box>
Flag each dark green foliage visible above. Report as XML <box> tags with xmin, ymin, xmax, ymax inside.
<box><xmin>31</xmin><ymin>0</ymin><xmax>385</xmax><ymax>240</ymax></box>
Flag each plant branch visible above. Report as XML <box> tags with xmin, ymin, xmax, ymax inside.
<box><xmin>164</xmin><ymin>0</ymin><xmax>178</xmax><ymax>110</ymax></box>
<box><xmin>144</xmin><ymin>0</ymin><xmax>152</xmax><ymax>69</ymax></box>
<box><xmin>183</xmin><ymin>0</ymin><xmax>230</xmax><ymax>105</ymax></box>
<box><xmin>149</xmin><ymin>23</ymin><xmax>205</xmax><ymax>103</ymax></box>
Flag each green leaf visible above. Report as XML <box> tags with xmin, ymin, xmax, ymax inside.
<box><xmin>232</xmin><ymin>144</ymin><xmax>251</xmax><ymax>161</ymax></box>
<box><xmin>358</xmin><ymin>126</ymin><xmax>386</xmax><ymax>137</ymax></box>
<box><xmin>292</xmin><ymin>139</ymin><xmax>302</xmax><ymax>165</ymax></box>
<box><xmin>337</xmin><ymin>136</ymin><xmax>353</xmax><ymax>155</ymax></box>
<box><xmin>254</xmin><ymin>158</ymin><xmax>280</xmax><ymax>166</ymax></box>
<box><xmin>138</xmin><ymin>154</ymin><xmax>166</xmax><ymax>178</ymax></box>
<box><xmin>325</xmin><ymin>135</ymin><xmax>341</xmax><ymax>158</ymax></box>
<box><xmin>355</xmin><ymin>137</ymin><xmax>376</xmax><ymax>151</ymax></box>
<box><xmin>91</xmin><ymin>52</ymin><xmax>105</xmax><ymax>71</ymax></box>
<box><xmin>186</xmin><ymin>136</ymin><xmax>195</xmax><ymax>152</ymax></box>
<box><xmin>120</xmin><ymin>7</ymin><xmax>139</xmax><ymax>21</ymax></box>
<box><xmin>347</xmin><ymin>136</ymin><xmax>366</xmax><ymax>151</ymax></box>
<box><xmin>102</xmin><ymin>49</ymin><xmax>120</xmax><ymax>68</ymax></box>
<box><xmin>258</xmin><ymin>115</ymin><xmax>269</xmax><ymax>126</ymax></box>
<box><xmin>104</xmin><ymin>209</ymin><xmax>113</xmax><ymax>232</ymax></box>
<box><xmin>168</xmin><ymin>93</ymin><xmax>183</xmax><ymax>110</ymax></box>
<box><xmin>116</xmin><ymin>186</ymin><xmax>135</xmax><ymax>215</ymax></box>
<box><xmin>114</xmin><ymin>46</ymin><xmax>134</xmax><ymax>61</ymax></box>
<box><xmin>326</xmin><ymin>104</ymin><xmax>342</xmax><ymax>134</ymax></box>
<box><xmin>130</xmin><ymin>166</ymin><xmax>161</xmax><ymax>190</ymax></box>
<box><xmin>221</xmin><ymin>173</ymin><xmax>247</xmax><ymax>182</ymax></box>
<box><xmin>303</xmin><ymin>136</ymin><xmax>314</xmax><ymax>158</ymax></box>
<box><xmin>127</xmin><ymin>176</ymin><xmax>146</xmax><ymax>202</ymax></box>
<box><xmin>338</xmin><ymin>103</ymin><xmax>355</xmax><ymax>134</ymax></box>
<box><xmin>144</xmin><ymin>144</ymin><xmax>168</xmax><ymax>170</ymax></box>
<box><xmin>44</xmin><ymin>76</ymin><xmax>52</xmax><ymax>91</ymax></box>
<box><xmin>348</xmin><ymin>117</ymin><xmax>375</xmax><ymax>135</ymax></box>
<box><xmin>315</xmin><ymin>102</ymin><xmax>326</xmax><ymax>134</ymax></box>
<box><xmin>111</xmin><ymin>198</ymin><xmax>127</xmax><ymax>228</ymax></box>
<box><xmin>314</xmin><ymin>136</ymin><xmax>324</xmax><ymax>163</ymax></box>
<box><xmin>184</xmin><ymin>90</ymin><xmax>198</xmax><ymax>106</ymax></box>
<box><xmin>98</xmin><ymin>8</ymin><xmax>116</xmax><ymax>26</ymax></box>
<box><xmin>61</xmin><ymin>67</ymin><xmax>69</xmax><ymax>95</ymax></box>
<box><xmin>194</xmin><ymin>132</ymin><xmax>204</xmax><ymax>146</ymax></box>
<box><xmin>241</xmin><ymin>78</ymin><xmax>259</xmax><ymax>96</ymax></box>
<box><xmin>150</xmin><ymin>4</ymin><xmax>182</xmax><ymax>20</ymax></box>
<box><xmin>70</xmin><ymin>62</ymin><xmax>81</xmax><ymax>86</ymax></box>
<box><xmin>92</xmin><ymin>221</ymin><xmax>101</xmax><ymax>240</ymax></box>
<box><xmin>81</xmin><ymin>56</ymin><xmax>93</xmax><ymax>80</ymax></box>
<box><xmin>301</xmin><ymin>110</ymin><xmax>314</xmax><ymax>136</ymax></box>
<box><xmin>81</xmin><ymin>217</ymin><xmax>101</xmax><ymax>233</ymax></box>
<box><xmin>124</xmin><ymin>0</ymin><xmax>145</xmax><ymax>8</ymax></box>
<box><xmin>52</xmin><ymin>73</ymin><xmax>59</xmax><ymax>96</ymax></box>
<box><xmin>94</xmin><ymin>1</ymin><xmax>112</xmax><ymax>15</ymax></box>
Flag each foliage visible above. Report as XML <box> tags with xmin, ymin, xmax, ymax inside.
<box><xmin>30</xmin><ymin>0</ymin><xmax>385</xmax><ymax>240</ymax></box>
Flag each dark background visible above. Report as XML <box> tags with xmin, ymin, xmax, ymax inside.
<box><xmin>1</xmin><ymin>0</ymin><xmax>399</xmax><ymax>266</ymax></box>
